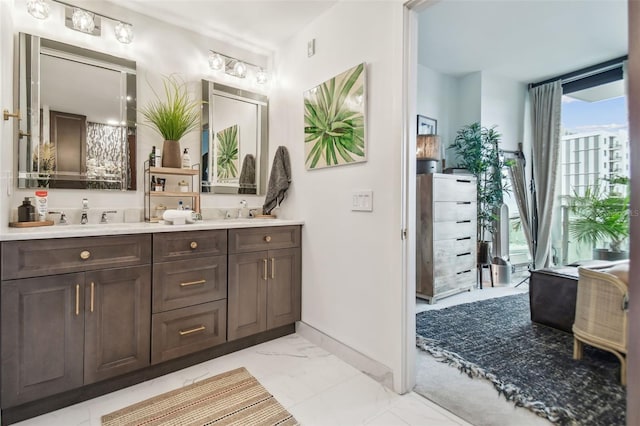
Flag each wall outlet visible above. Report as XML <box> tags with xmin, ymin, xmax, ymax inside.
<box><xmin>351</xmin><ymin>190</ymin><xmax>373</xmax><ymax>212</ymax></box>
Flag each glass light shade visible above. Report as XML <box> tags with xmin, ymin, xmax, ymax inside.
<box><xmin>416</xmin><ymin>134</ymin><xmax>441</xmax><ymax>160</ymax></box>
<box><xmin>114</xmin><ymin>22</ymin><xmax>133</xmax><ymax>44</ymax></box>
<box><xmin>72</xmin><ymin>8</ymin><xmax>95</xmax><ymax>33</ymax></box>
<box><xmin>208</xmin><ymin>52</ymin><xmax>224</xmax><ymax>70</ymax></box>
<box><xmin>256</xmin><ymin>68</ymin><xmax>268</xmax><ymax>84</ymax></box>
<box><xmin>27</xmin><ymin>0</ymin><xmax>49</xmax><ymax>19</ymax></box>
<box><xmin>233</xmin><ymin>61</ymin><xmax>247</xmax><ymax>78</ymax></box>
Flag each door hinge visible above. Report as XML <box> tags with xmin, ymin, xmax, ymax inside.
<box><xmin>401</xmin><ymin>228</ymin><xmax>408</xmax><ymax>240</ymax></box>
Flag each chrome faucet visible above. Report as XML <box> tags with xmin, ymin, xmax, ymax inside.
<box><xmin>80</xmin><ymin>198</ymin><xmax>89</xmax><ymax>224</ymax></box>
<box><xmin>238</xmin><ymin>200</ymin><xmax>247</xmax><ymax>218</ymax></box>
<box><xmin>100</xmin><ymin>210</ymin><xmax>117</xmax><ymax>224</ymax></box>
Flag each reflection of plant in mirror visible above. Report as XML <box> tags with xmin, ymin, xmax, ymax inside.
<box><xmin>140</xmin><ymin>74</ymin><xmax>201</xmax><ymax>141</ymax></box>
<box><xmin>32</xmin><ymin>143</ymin><xmax>55</xmax><ymax>173</ymax></box>
<box><xmin>216</xmin><ymin>124</ymin><xmax>239</xmax><ymax>179</ymax></box>
<box><xmin>304</xmin><ymin>62</ymin><xmax>365</xmax><ymax>169</ymax></box>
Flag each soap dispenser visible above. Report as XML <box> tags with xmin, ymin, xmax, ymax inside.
<box><xmin>181</xmin><ymin>148</ymin><xmax>191</xmax><ymax>168</ymax></box>
<box><xmin>18</xmin><ymin>197</ymin><xmax>36</xmax><ymax>222</ymax></box>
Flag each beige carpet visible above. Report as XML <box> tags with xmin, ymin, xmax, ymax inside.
<box><xmin>102</xmin><ymin>367</ymin><xmax>298</xmax><ymax>426</ymax></box>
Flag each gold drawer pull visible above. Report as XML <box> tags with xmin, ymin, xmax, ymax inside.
<box><xmin>80</xmin><ymin>250</ymin><xmax>91</xmax><ymax>260</ymax></box>
<box><xmin>75</xmin><ymin>284</ymin><xmax>80</xmax><ymax>316</ymax></box>
<box><xmin>179</xmin><ymin>325</ymin><xmax>206</xmax><ymax>336</ymax></box>
<box><xmin>180</xmin><ymin>279</ymin><xmax>206</xmax><ymax>287</ymax></box>
<box><xmin>190</xmin><ymin>241</ymin><xmax>198</xmax><ymax>249</ymax></box>
<box><xmin>271</xmin><ymin>258</ymin><xmax>275</xmax><ymax>279</ymax></box>
<box><xmin>264</xmin><ymin>236</ymin><xmax>271</xmax><ymax>243</ymax></box>
<box><xmin>263</xmin><ymin>258</ymin><xmax>268</xmax><ymax>280</ymax></box>
<box><xmin>90</xmin><ymin>282</ymin><xmax>95</xmax><ymax>312</ymax></box>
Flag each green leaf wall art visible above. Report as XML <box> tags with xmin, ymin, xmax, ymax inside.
<box><xmin>304</xmin><ymin>62</ymin><xmax>366</xmax><ymax>169</ymax></box>
<box><xmin>215</xmin><ymin>124</ymin><xmax>239</xmax><ymax>181</ymax></box>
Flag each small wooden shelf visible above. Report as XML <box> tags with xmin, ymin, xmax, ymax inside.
<box><xmin>9</xmin><ymin>220</ymin><xmax>54</xmax><ymax>228</ymax></box>
<box><xmin>149</xmin><ymin>167</ymin><xmax>199</xmax><ymax>176</ymax></box>
<box><xmin>149</xmin><ymin>191</ymin><xmax>199</xmax><ymax>197</ymax></box>
<box><xmin>144</xmin><ymin>161</ymin><xmax>200</xmax><ymax>222</ymax></box>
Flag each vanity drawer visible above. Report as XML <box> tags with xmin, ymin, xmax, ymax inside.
<box><xmin>1</xmin><ymin>234</ymin><xmax>151</xmax><ymax>280</ymax></box>
<box><xmin>152</xmin><ymin>256</ymin><xmax>227</xmax><ymax>313</ymax></box>
<box><xmin>151</xmin><ymin>300</ymin><xmax>226</xmax><ymax>364</ymax></box>
<box><xmin>153</xmin><ymin>230</ymin><xmax>227</xmax><ymax>262</ymax></box>
<box><xmin>229</xmin><ymin>226</ymin><xmax>300</xmax><ymax>254</ymax></box>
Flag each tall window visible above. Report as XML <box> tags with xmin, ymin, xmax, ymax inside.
<box><xmin>553</xmin><ymin>84</ymin><xmax>629</xmax><ymax>265</ymax></box>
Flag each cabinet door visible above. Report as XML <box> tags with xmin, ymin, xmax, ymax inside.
<box><xmin>227</xmin><ymin>252</ymin><xmax>268</xmax><ymax>341</ymax></box>
<box><xmin>84</xmin><ymin>265</ymin><xmax>151</xmax><ymax>384</ymax></box>
<box><xmin>1</xmin><ymin>274</ymin><xmax>84</xmax><ymax>407</ymax></box>
<box><xmin>267</xmin><ymin>248</ymin><xmax>301</xmax><ymax>330</ymax></box>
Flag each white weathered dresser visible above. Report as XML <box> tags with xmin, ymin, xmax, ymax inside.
<box><xmin>416</xmin><ymin>173</ymin><xmax>477</xmax><ymax>303</ymax></box>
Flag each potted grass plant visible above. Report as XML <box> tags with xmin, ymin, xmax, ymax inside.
<box><xmin>140</xmin><ymin>75</ymin><xmax>201</xmax><ymax>168</ymax></box>
<box><xmin>568</xmin><ymin>176</ymin><xmax>630</xmax><ymax>260</ymax></box>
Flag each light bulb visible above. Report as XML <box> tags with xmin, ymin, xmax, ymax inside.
<box><xmin>233</xmin><ymin>61</ymin><xmax>247</xmax><ymax>78</ymax></box>
<box><xmin>256</xmin><ymin>68</ymin><xmax>268</xmax><ymax>84</ymax></box>
<box><xmin>114</xmin><ymin>22</ymin><xmax>133</xmax><ymax>44</ymax></box>
<box><xmin>208</xmin><ymin>52</ymin><xmax>224</xmax><ymax>70</ymax></box>
<box><xmin>72</xmin><ymin>8</ymin><xmax>95</xmax><ymax>33</ymax></box>
<box><xmin>27</xmin><ymin>0</ymin><xmax>49</xmax><ymax>19</ymax></box>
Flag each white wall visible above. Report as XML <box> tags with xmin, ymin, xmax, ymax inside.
<box><xmin>4</xmin><ymin>0</ymin><xmax>271</xmax><ymax>228</ymax></box>
<box><xmin>480</xmin><ymin>72</ymin><xmax>527</xmax><ymax>152</ymax></box>
<box><xmin>271</xmin><ymin>1</ymin><xmax>406</xmax><ymax>391</ymax></box>
<box><xmin>417</xmin><ymin>64</ymin><xmax>456</xmax><ymax>165</ymax></box>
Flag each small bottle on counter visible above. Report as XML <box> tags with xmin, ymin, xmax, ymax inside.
<box><xmin>181</xmin><ymin>148</ymin><xmax>191</xmax><ymax>168</ymax></box>
<box><xmin>149</xmin><ymin>146</ymin><xmax>157</xmax><ymax>167</ymax></box>
<box><xmin>177</xmin><ymin>200</ymin><xmax>184</xmax><ymax>210</ymax></box>
<box><xmin>18</xmin><ymin>197</ymin><xmax>36</xmax><ymax>222</ymax></box>
<box><xmin>151</xmin><ymin>175</ymin><xmax>157</xmax><ymax>191</ymax></box>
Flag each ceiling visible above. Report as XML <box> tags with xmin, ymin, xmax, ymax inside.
<box><xmin>106</xmin><ymin>0</ymin><xmax>338</xmax><ymax>52</ymax></box>
<box><xmin>418</xmin><ymin>0</ymin><xmax>628</xmax><ymax>85</ymax></box>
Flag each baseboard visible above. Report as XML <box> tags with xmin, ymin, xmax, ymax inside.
<box><xmin>296</xmin><ymin>321</ymin><xmax>394</xmax><ymax>389</ymax></box>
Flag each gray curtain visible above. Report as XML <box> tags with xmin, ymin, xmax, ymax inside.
<box><xmin>507</xmin><ymin>156</ymin><xmax>534</xmax><ymax>260</ymax></box>
<box><xmin>530</xmin><ymin>81</ymin><xmax>562</xmax><ymax>268</ymax></box>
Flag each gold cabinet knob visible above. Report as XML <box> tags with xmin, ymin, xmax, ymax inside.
<box><xmin>264</xmin><ymin>236</ymin><xmax>271</xmax><ymax>242</ymax></box>
<box><xmin>80</xmin><ymin>250</ymin><xmax>91</xmax><ymax>260</ymax></box>
<box><xmin>190</xmin><ymin>241</ymin><xmax>198</xmax><ymax>249</ymax></box>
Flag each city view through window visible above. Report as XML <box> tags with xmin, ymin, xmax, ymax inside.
<box><xmin>554</xmin><ymin>92</ymin><xmax>630</xmax><ymax>265</ymax></box>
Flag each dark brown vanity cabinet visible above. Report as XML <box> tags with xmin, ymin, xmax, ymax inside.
<box><xmin>0</xmin><ymin>236</ymin><xmax>151</xmax><ymax>408</ymax></box>
<box><xmin>151</xmin><ymin>230</ymin><xmax>228</xmax><ymax>364</ymax></box>
<box><xmin>227</xmin><ymin>226</ymin><xmax>301</xmax><ymax>341</ymax></box>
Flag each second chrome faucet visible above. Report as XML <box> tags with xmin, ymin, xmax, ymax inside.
<box><xmin>81</xmin><ymin>198</ymin><xmax>89</xmax><ymax>225</ymax></box>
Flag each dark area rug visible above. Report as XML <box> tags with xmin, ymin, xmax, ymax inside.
<box><xmin>416</xmin><ymin>293</ymin><xmax>626</xmax><ymax>426</ymax></box>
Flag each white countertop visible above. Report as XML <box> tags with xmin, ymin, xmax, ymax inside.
<box><xmin>1</xmin><ymin>219</ymin><xmax>304</xmax><ymax>241</ymax></box>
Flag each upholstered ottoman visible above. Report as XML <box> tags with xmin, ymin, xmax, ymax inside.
<box><xmin>529</xmin><ymin>267</ymin><xmax>580</xmax><ymax>333</ymax></box>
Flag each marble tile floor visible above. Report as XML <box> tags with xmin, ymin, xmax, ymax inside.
<box><xmin>13</xmin><ymin>334</ymin><xmax>471</xmax><ymax>426</ymax></box>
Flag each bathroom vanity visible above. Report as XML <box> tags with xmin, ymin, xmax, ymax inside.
<box><xmin>0</xmin><ymin>221</ymin><xmax>302</xmax><ymax>425</ymax></box>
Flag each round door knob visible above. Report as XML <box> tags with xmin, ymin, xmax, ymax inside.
<box><xmin>190</xmin><ymin>241</ymin><xmax>198</xmax><ymax>249</ymax></box>
<box><xmin>80</xmin><ymin>250</ymin><xmax>91</xmax><ymax>260</ymax></box>
<box><xmin>264</xmin><ymin>236</ymin><xmax>271</xmax><ymax>242</ymax></box>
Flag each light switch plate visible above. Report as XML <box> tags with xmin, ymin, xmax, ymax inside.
<box><xmin>352</xmin><ymin>190</ymin><xmax>373</xmax><ymax>212</ymax></box>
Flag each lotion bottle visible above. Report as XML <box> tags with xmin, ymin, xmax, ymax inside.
<box><xmin>181</xmin><ymin>148</ymin><xmax>191</xmax><ymax>168</ymax></box>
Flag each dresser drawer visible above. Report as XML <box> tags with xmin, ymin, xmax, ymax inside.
<box><xmin>151</xmin><ymin>300</ymin><xmax>226</xmax><ymax>364</ymax></box>
<box><xmin>1</xmin><ymin>234</ymin><xmax>151</xmax><ymax>280</ymax></box>
<box><xmin>432</xmin><ymin>176</ymin><xmax>476</xmax><ymax>202</ymax></box>
<box><xmin>229</xmin><ymin>226</ymin><xmax>300</xmax><ymax>254</ymax></box>
<box><xmin>153</xmin><ymin>256</ymin><xmax>227</xmax><ymax>313</ymax></box>
<box><xmin>433</xmin><ymin>202</ymin><xmax>476</xmax><ymax>222</ymax></box>
<box><xmin>434</xmin><ymin>269</ymin><xmax>475</xmax><ymax>292</ymax></box>
<box><xmin>153</xmin><ymin>230</ymin><xmax>227</xmax><ymax>262</ymax></box>
<box><xmin>433</xmin><ymin>237</ymin><xmax>475</xmax><ymax>259</ymax></box>
<box><xmin>433</xmin><ymin>252</ymin><xmax>476</xmax><ymax>278</ymax></box>
<box><xmin>432</xmin><ymin>221</ymin><xmax>476</xmax><ymax>241</ymax></box>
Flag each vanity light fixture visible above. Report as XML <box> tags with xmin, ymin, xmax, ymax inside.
<box><xmin>208</xmin><ymin>50</ymin><xmax>269</xmax><ymax>84</ymax></box>
<box><xmin>27</xmin><ymin>0</ymin><xmax>49</xmax><ymax>19</ymax></box>
<box><xmin>25</xmin><ymin>0</ymin><xmax>134</xmax><ymax>44</ymax></box>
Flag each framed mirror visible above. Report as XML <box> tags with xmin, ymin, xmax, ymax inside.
<box><xmin>16</xmin><ymin>33</ymin><xmax>137</xmax><ymax>190</ymax></box>
<box><xmin>201</xmin><ymin>81</ymin><xmax>268</xmax><ymax>194</ymax></box>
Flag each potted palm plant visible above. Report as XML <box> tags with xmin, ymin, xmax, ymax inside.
<box><xmin>568</xmin><ymin>176</ymin><xmax>630</xmax><ymax>260</ymax></box>
<box><xmin>140</xmin><ymin>75</ymin><xmax>201</xmax><ymax>168</ymax></box>
<box><xmin>450</xmin><ymin>122</ymin><xmax>504</xmax><ymax>263</ymax></box>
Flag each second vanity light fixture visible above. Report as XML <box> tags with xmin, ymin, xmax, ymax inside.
<box><xmin>208</xmin><ymin>50</ymin><xmax>268</xmax><ymax>84</ymax></box>
<box><xmin>26</xmin><ymin>0</ymin><xmax>134</xmax><ymax>44</ymax></box>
